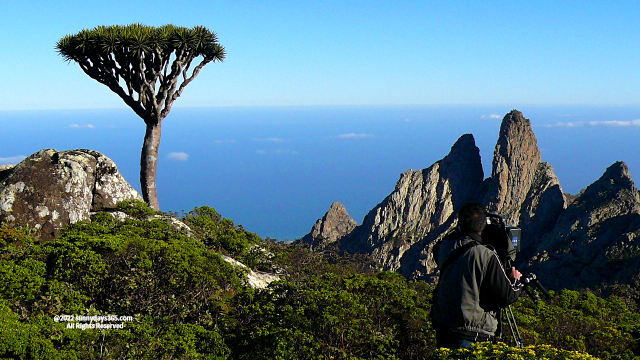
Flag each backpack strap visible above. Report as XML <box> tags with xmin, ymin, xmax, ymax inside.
<box><xmin>439</xmin><ymin>240</ymin><xmax>479</xmax><ymax>275</ymax></box>
<box><xmin>430</xmin><ymin>239</ymin><xmax>480</xmax><ymax>307</ymax></box>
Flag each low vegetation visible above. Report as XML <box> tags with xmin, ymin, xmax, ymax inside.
<box><xmin>0</xmin><ymin>202</ymin><xmax>639</xmax><ymax>359</ymax></box>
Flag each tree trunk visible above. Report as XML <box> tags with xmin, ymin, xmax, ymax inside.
<box><xmin>140</xmin><ymin>120</ymin><xmax>162</xmax><ymax>210</ymax></box>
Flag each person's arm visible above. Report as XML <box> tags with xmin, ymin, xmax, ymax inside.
<box><xmin>484</xmin><ymin>254</ymin><xmax>523</xmax><ymax>307</ymax></box>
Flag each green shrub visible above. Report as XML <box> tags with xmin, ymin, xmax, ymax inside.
<box><xmin>0</xmin><ymin>300</ymin><xmax>66</xmax><ymax>359</ymax></box>
<box><xmin>228</xmin><ymin>272</ymin><xmax>435</xmax><ymax>359</ymax></box>
<box><xmin>182</xmin><ymin>206</ymin><xmax>261</xmax><ymax>261</ymax></box>
<box><xmin>509</xmin><ymin>287</ymin><xmax>640</xmax><ymax>358</ymax></box>
<box><xmin>99</xmin><ymin>317</ymin><xmax>230</xmax><ymax>359</ymax></box>
<box><xmin>116</xmin><ymin>199</ymin><xmax>156</xmax><ymax>219</ymax></box>
<box><xmin>3</xmin><ymin>207</ymin><xmax>640</xmax><ymax>359</ymax></box>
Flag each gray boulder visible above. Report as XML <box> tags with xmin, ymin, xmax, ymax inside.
<box><xmin>0</xmin><ymin>149</ymin><xmax>141</xmax><ymax>239</ymax></box>
<box><xmin>221</xmin><ymin>255</ymin><xmax>280</xmax><ymax>289</ymax></box>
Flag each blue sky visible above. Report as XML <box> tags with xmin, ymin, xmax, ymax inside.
<box><xmin>2</xmin><ymin>1</ymin><xmax>640</xmax><ymax>110</ymax></box>
<box><xmin>2</xmin><ymin>2</ymin><xmax>640</xmax><ymax>239</ymax></box>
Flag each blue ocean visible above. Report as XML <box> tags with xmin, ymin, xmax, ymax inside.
<box><xmin>1</xmin><ymin>105</ymin><xmax>638</xmax><ymax>240</ymax></box>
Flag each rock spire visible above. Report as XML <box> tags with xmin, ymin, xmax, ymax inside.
<box><xmin>299</xmin><ymin>201</ymin><xmax>358</xmax><ymax>249</ymax></box>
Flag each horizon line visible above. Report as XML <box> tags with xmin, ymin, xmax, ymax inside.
<box><xmin>3</xmin><ymin>103</ymin><xmax>640</xmax><ymax>113</ymax></box>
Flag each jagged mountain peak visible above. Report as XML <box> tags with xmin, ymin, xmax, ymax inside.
<box><xmin>598</xmin><ymin>161</ymin><xmax>635</xmax><ymax>190</ymax></box>
<box><xmin>334</xmin><ymin>132</ymin><xmax>484</xmax><ymax>274</ymax></box>
<box><xmin>302</xmin><ymin>109</ymin><xmax>639</xmax><ymax>290</ymax></box>
<box><xmin>568</xmin><ymin>161</ymin><xmax>638</xmax><ymax>213</ymax></box>
<box><xmin>484</xmin><ymin>109</ymin><xmax>542</xmax><ymax>225</ymax></box>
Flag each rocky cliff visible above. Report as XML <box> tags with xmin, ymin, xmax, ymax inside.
<box><xmin>0</xmin><ymin>149</ymin><xmax>141</xmax><ymax>240</ymax></box>
<box><xmin>517</xmin><ymin>162</ymin><xmax>567</xmax><ymax>260</ymax></box>
<box><xmin>481</xmin><ymin>110</ymin><xmax>566</xmax><ymax>261</ymax></box>
<box><xmin>303</xmin><ymin>109</ymin><xmax>637</xmax><ymax>289</ymax></box>
<box><xmin>337</xmin><ymin>133</ymin><xmax>485</xmax><ymax>276</ymax></box>
<box><xmin>322</xmin><ymin>110</ymin><xmax>565</xmax><ymax>278</ymax></box>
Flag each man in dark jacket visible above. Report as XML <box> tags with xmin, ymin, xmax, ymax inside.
<box><xmin>431</xmin><ymin>203</ymin><xmax>523</xmax><ymax>349</ymax></box>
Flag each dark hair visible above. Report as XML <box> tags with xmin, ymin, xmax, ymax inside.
<box><xmin>458</xmin><ymin>203</ymin><xmax>487</xmax><ymax>234</ymax></box>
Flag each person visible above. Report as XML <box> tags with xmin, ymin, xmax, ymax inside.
<box><xmin>430</xmin><ymin>203</ymin><xmax>523</xmax><ymax>349</ymax></box>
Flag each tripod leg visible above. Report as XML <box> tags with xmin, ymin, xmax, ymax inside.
<box><xmin>505</xmin><ymin>305</ymin><xmax>524</xmax><ymax>348</ymax></box>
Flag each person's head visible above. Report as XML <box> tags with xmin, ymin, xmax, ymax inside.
<box><xmin>458</xmin><ymin>203</ymin><xmax>487</xmax><ymax>235</ymax></box>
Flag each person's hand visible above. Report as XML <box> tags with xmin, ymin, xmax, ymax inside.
<box><xmin>510</xmin><ymin>267</ymin><xmax>522</xmax><ymax>281</ymax></box>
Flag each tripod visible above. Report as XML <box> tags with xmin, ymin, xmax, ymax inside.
<box><xmin>498</xmin><ymin>273</ymin><xmax>550</xmax><ymax>348</ymax></box>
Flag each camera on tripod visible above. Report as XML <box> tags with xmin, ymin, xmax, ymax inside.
<box><xmin>481</xmin><ymin>213</ymin><xmax>551</xmax><ymax>348</ymax></box>
<box><xmin>482</xmin><ymin>213</ymin><xmax>550</xmax><ymax>303</ymax></box>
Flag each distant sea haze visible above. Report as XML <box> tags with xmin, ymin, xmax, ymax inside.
<box><xmin>1</xmin><ymin>105</ymin><xmax>638</xmax><ymax>240</ymax></box>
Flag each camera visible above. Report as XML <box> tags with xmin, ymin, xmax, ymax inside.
<box><xmin>481</xmin><ymin>213</ymin><xmax>521</xmax><ymax>263</ymax></box>
<box><xmin>482</xmin><ymin>213</ymin><xmax>549</xmax><ymax>303</ymax></box>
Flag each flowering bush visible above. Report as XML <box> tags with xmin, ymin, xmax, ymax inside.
<box><xmin>431</xmin><ymin>342</ymin><xmax>598</xmax><ymax>360</ymax></box>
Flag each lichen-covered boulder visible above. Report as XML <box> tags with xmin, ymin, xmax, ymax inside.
<box><xmin>0</xmin><ymin>149</ymin><xmax>142</xmax><ymax>239</ymax></box>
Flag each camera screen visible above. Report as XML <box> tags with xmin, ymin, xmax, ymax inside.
<box><xmin>508</xmin><ymin>227</ymin><xmax>521</xmax><ymax>253</ymax></box>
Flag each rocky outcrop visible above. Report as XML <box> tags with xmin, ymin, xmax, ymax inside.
<box><xmin>0</xmin><ymin>149</ymin><xmax>141</xmax><ymax>240</ymax></box>
<box><xmin>479</xmin><ymin>111</ymin><xmax>565</xmax><ymax>261</ymax></box>
<box><xmin>483</xmin><ymin>110</ymin><xmax>542</xmax><ymax>225</ymax></box>
<box><xmin>339</xmin><ymin>134</ymin><xmax>485</xmax><ymax>274</ymax></box>
<box><xmin>524</xmin><ymin>162</ymin><xmax>640</xmax><ymax>290</ymax></box>
<box><xmin>221</xmin><ymin>255</ymin><xmax>280</xmax><ymax>289</ymax></box>
<box><xmin>299</xmin><ymin>201</ymin><xmax>357</xmax><ymax>249</ymax></box>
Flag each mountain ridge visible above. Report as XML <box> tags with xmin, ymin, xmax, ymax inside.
<box><xmin>302</xmin><ymin>109</ymin><xmax>640</xmax><ymax>289</ymax></box>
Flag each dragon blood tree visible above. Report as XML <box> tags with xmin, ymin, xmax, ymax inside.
<box><xmin>56</xmin><ymin>24</ymin><xmax>225</xmax><ymax>210</ymax></box>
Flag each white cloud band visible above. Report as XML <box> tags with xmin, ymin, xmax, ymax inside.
<box><xmin>589</xmin><ymin>120</ymin><xmax>640</xmax><ymax>127</ymax></box>
<box><xmin>254</xmin><ymin>138</ymin><xmax>286</xmax><ymax>143</ymax></box>
<box><xmin>338</xmin><ymin>133</ymin><xmax>375</xmax><ymax>139</ymax></box>
<box><xmin>544</xmin><ymin>119</ymin><xmax>640</xmax><ymax>128</ymax></box>
<box><xmin>168</xmin><ymin>152</ymin><xmax>189</xmax><ymax>161</ymax></box>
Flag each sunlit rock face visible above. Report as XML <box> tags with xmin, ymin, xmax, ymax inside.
<box><xmin>0</xmin><ymin>149</ymin><xmax>141</xmax><ymax>240</ymax></box>
<box><xmin>517</xmin><ymin>161</ymin><xmax>567</xmax><ymax>260</ymax></box>
<box><xmin>483</xmin><ymin>110</ymin><xmax>543</xmax><ymax>225</ymax></box>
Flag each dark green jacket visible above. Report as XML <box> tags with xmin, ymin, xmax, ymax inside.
<box><xmin>431</xmin><ymin>233</ymin><xmax>522</xmax><ymax>338</ymax></box>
